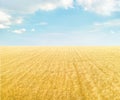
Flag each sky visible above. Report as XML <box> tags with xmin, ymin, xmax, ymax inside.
<box><xmin>0</xmin><ymin>0</ymin><xmax>120</xmax><ymax>46</ymax></box>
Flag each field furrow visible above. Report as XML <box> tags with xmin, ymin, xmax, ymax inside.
<box><xmin>1</xmin><ymin>47</ymin><xmax>120</xmax><ymax>100</ymax></box>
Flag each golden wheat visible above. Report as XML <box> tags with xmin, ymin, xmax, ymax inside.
<box><xmin>1</xmin><ymin>47</ymin><xmax>120</xmax><ymax>100</ymax></box>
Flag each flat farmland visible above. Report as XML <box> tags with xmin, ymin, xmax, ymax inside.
<box><xmin>1</xmin><ymin>47</ymin><xmax>120</xmax><ymax>100</ymax></box>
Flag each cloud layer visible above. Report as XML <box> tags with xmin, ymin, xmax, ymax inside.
<box><xmin>0</xmin><ymin>0</ymin><xmax>119</xmax><ymax>15</ymax></box>
<box><xmin>0</xmin><ymin>0</ymin><xmax>73</xmax><ymax>13</ymax></box>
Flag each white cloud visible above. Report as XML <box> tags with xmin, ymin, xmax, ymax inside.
<box><xmin>0</xmin><ymin>11</ymin><xmax>24</xmax><ymax>29</ymax></box>
<box><xmin>0</xmin><ymin>0</ymin><xmax>74</xmax><ymax>13</ymax></box>
<box><xmin>0</xmin><ymin>11</ymin><xmax>12</xmax><ymax>29</ymax></box>
<box><xmin>12</xmin><ymin>28</ymin><xmax>26</xmax><ymax>34</ymax></box>
<box><xmin>77</xmin><ymin>0</ymin><xmax>120</xmax><ymax>15</ymax></box>
<box><xmin>0</xmin><ymin>24</ymin><xmax>10</xmax><ymax>29</ymax></box>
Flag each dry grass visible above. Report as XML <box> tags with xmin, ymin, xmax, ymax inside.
<box><xmin>1</xmin><ymin>46</ymin><xmax>120</xmax><ymax>100</ymax></box>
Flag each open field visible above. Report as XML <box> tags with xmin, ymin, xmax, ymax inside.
<box><xmin>1</xmin><ymin>47</ymin><xmax>120</xmax><ymax>100</ymax></box>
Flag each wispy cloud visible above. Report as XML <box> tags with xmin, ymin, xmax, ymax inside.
<box><xmin>37</xmin><ymin>22</ymin><xmax>48</xmax><ymax>26</ymax></box>
<box><xmin>94</xmin><ymin>19</ymin><xmax>120</xmax><ymax>27</ymax></box>
<box><xmin>12</xmin><ymin>28</ymin><xmax>26</xmax><ymax>34</ymax></box>
<box><xmin>88</xmin><ymin>19</ymin><xmax>120</xmax><ymax>34</ymax></box>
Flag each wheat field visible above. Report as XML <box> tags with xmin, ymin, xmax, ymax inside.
<box><xmin>1</xmin><ymin>47</ymin><xmax>120</xmax><ymax>100</ymax></box>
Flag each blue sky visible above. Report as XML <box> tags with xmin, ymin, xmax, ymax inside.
<box><xmin>0</xmin><ymin>0</ymin><xmax>120</xmax><ymax>45</ymax></box>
